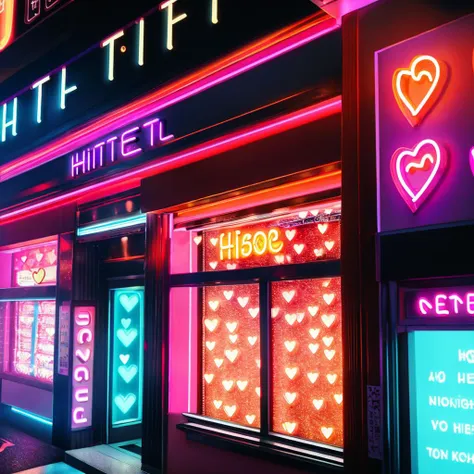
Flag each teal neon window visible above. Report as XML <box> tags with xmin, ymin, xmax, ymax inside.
<box><xmin>110</xmin><ymin>288</ymin><xmax>144</xmax><ymax>427</ymax></box>
<box><xmin>408</xmin><ymin>330</ymin><xmax>474</xmax><ymax>474</ymax></box>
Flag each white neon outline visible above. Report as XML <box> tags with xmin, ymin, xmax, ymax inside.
<box><xmin>211</xmin><ymin>0</ymin><xmax>219</xmax><ymax>24</ymax></box>
<box><xmin>31</xmin><ymin>76</ymin><xmax>51</xmax><ymax>124</ymax></box>
<box><xmin>395</xmin><ymin>139</ymin><xmax>442</xmax><ymax>205</ymax></box>
<box><xmin>60</xmin><ymin>67</ymin><xmax>77</xmax><ymax>110</ymax></box>
<box><xmin>121</xmin><ymin>126</ymin><xmax>143</xmax><ymax>157</ymax></box>
<box><xmin>101</xmin><ymin>30</ymin><xmax>125</xmax><ymax>81</ymax></box>
<box><xmin>137</xmin><ymin>18</ymin><xmax>145</xmax><ymax>66</ymax></box>
<box><xmin>395</xmin><ymin>55</ymin><xmax>441</xmax><ymax>118</ymax></box>
<box><xmin>1</xmin><ymin>97</ymin><xmax>17</xmax><ymax>142</ymax></box>
<box><xmin>160</xmin><ymin>0</ymin><xmax>187</xmax><ymax>51</ymax></box>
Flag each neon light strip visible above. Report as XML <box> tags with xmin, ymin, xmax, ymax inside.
<box><xmin>0</xmin><ymin>97</ymin><xmax>341</xmax><ymax>224</ymax></box>
<box><xmin>77</xmin><ymin>214</ymin><xmax>147</xmax><ymax>236</ymax></box>
<box><xmin>11</xmin><ymin>407</ymin><xmax>53</xmax><ymax>426</ymax></box>
<box><xmin>0</xmin><ymin>16</ymin><xmax>338</xmax><ymax>182</ymax></box>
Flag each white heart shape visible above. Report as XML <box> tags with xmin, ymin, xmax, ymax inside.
<box><xmin>285</xmin><ymin>230</ymin><xmax>296</xmax><ymax>241</ymax></box>
<box><xmin>248</xmin><ymin>308</ymin><xmax>259</xmax><ymax>318</ymax></box>
<box><xmin>237</xmin><ymin>380</ymin><xmax>248</xmax><ymax>391</ymax></box>
<box><xmin>204</xmin><ymin>374</ymin><xmax>214</xmax><ymax>384</ymax></box>
<box><xmin>296</xmin><ymin>312</ymin><xmax>304</xmax><ymax>323</ymax></box>
<box><xmin>248</xmin><ymin>336</ymin><xmax>257</xmax><ymax>346</ymax></box>
<box><xmin>309</xmin><ymin>328</ymin><xmax>320</xmax><ymax>339</ymax></box>
<box><xmin>204</xmin><ymin>319</ymin><xmax>218</xmax><ymax>332</ymax></box>
<box><xmin>284</xmin><ymin>392</ymin><xmax>297</xmax><ymax>405</ymax></box>
<box><xmin>293</xmin><ymin>244</ymin><xmax>305</xmax><ymax>255</ymax></box>
<box><xmin>307</xmin><ymin>372</ymin><xmax>319</xmax><ymax>384</ymax></box>
<box><xmin>119</xmin><ymin>354</ymin><xmax>130</xmax><ymax>365</ymax></box>
<box><xmin>224</xmin><ymin>405</ymin><xmax>236</xmax><ymax>417</ymax></box>
<box><xmin>225</xmin><ymin>349</ymin><xmax>239</xmax><ymax>363</ymax></box>
<box><xmin>334</xmin><ymin>394</ymin><xmax>343</xmax><ymax>405</ymax></box>
<box><xmin>323</xmin><ymin>336</ymin><xmax>334</xmax><ymax>347</ymax></box>
<box><xmin>327</xmin><ymin>374</ymin><xmax>337</xmax><ymax>384</ymax></box>
<box><xmin>214</xmin><ymin>358</ymin><xmax>224</xmax><ymax>368</ymax></box>
<box><xmin>213</xmin><ymin>400</ymin><xmax>222</xmax><ymax>409</ymax></box>
<box><xmin>246</xmin><ymin>414</ymin><xmax>256</xmax><ymax>425</ymax></box>
<box><xmin>321</xmin><ymin>427</ymin><xmax>334</xmax><ymax>439</ymax></box>
<box><xmin>324</xmin><ymin>349</ymin><xmax>336</xmax><ymax>360</ymax></box>
<box><xmin>210</xmin><ymin>238</ymin><xmax>218</xmax><ymax>246</ymax></box>
<box><xmin>255</xmin><ymin>387</ymin><xmax>261</xmax><ymax>397</ymax></box>
<box><xmin>222</xmin><ymin>380</ymin><xmax>234</xmax><ymax>391</ymax></box>
<box><xmin>274</xmin><ymin>255</ymin><xmax>285</xmax><ymax>264</ymax></box>
<box><xmin>308</xmin><ymin>306</ymin><xmax>319</xmax><ymax>317</ymax></box>
<box><xmin>313</xmin><ymin>399</ymin><xmax>324</xmax><ymax>410</ymax></box>
<box><xmin>209</xmin><ymin>261</ymin><xmax>218</xmax><ymax>269</ymax></box>
<box><xmin>309</xmin><ymin>343</ymin><xmax>319</xmax><ymax>354</ymax></box>
<box><xmin>271</xmin><ymin>308</ymin><xmax>280</xmax><ymax>318</ymax></box>
<box><xmin>285</xmin><ymin>367</ymin><xmax>298</xmax><ymax>380</ymax></box>
<box><xmin>282</xmin><ymin>422</ymin><xmax>296</xmax><ymax>434</ymax></box>
<box><xmin>324</xmin><ymin>241</ymin><xmax>335</xmax><ymax>251</ymax></box>
<box><xmin>229</xmin><ymin>334</ymin><xmax>238</xmax><ymax>343</ymax></box>
<box><xmin>223</xmin><ymin>290</ymin><xmax>234</xmax><ymax>300</ymax></box>
<box><xmin>193</xmin><ymin>236</ymin><xmax>202</xmax><ymax>245</ymax></box>
<box><xmin>238</xmin><ymin>297</ymin><xmax>249</xmax><ymax>308</ymax></box>
<box><xmin>284</xmin><ymin>340</ymin><xmax>296</xmax><ymax>352</ymax></box>
<box><xmin>226</xmin><ymin>322</ymin><xmax>238</xmax><ymax>333</ymax></box>
<box><xmin>314</xmin><ymin>248</ymin><xmax>324</xmax><ymax>257</ymax></box>
<box><xmin>322</xmin><ymin>314</ymin><xmax>336</xmax><ymax>327</ymax></box>
<box><xmin>318</xmin><ymin>223</ymin><xmax>328</xmax><ymax>234</ymax></box>
<box><xmin>206</xmin><ymin>341</ymin><xmax>216</xmax><ymax>351</ymax></box>
<box><xmin>227</xmin><ymin>263</ymin><xmax>237</xmax><ymax>270</ymax></box>
<box><xmin>323</xmin><ymin>293</ymin><xmax>335</xmax><ymax>305</ymax></box>
<box><xmin>208</xmin><ymin>300</ymin><xmax>219</xmax><ymax>311</ymax></box>
<box><xmin>282</xmin><ymin>290</ymin><xmax>295</xmax><ymax>303</ymax></box>
<box><xmin>285</xmin><ymin>314</ymin><xmax>297</xmax><ymax>326</ymax></box>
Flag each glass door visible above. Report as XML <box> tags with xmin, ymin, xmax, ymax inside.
<box><xmin>107</xmin><ymin>284</ymin><xmax>144</xmax><ymax>449</ymax></box>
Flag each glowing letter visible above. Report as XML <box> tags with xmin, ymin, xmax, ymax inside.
<box><xmin>467</xmin><ymin>294</ymin><xmax>474</xmax><ymax>315</ymax></box>
<box><xmin>211</xmin><ymin>0</ymin><xmax>219</xmax><ymax>24</ymax></box>
<box><xmin>241</xmin><ymin>233</ymin><xmax>252</xmax><ymax>258</ymax></box>
<box><xmin>75</xmin><ymin>388</ymin><xmax>89</xmax><ymax>403</ymax></box>
<box><xmin>121</xmin><ymin>126</ymin><xmax>143</xmax><ymax>157</ymax></box>
<box><xmin>93</xmin><ymin>142</ymin><xmax>106</xmax><ymax>168</ymax></box>
<box><xmin>77</xmin><ymin>328</ymin><xmax>92</xmax><ymax>344</ymax></box>
<box><xmin>107</xmin><ymin>136</ymin><xmax>118</xmax><ymax>162</ymax></box>
<box><xmin>160</xmin><ymin>0</ymin><xmax>187</xmax><ymax>51</ymax></box>
<box><xmin>72</xmin><ymin>407</ymin><xmax>87</xmax><ymax>425</ymax></box>
<box><xmin>252</xmin><ymin>231</ymin><xmax>267</xmax><ymax>256</ymax></box>
<box><xmin>137</xmin><ymin>18</ymin><xmax>145</xmax><ymax>66</ymax></box>
<box><xmin>143</xmin><ymin>118</ymin><xmax>159</xmax><ymax>146</ymax></box>
<box><xmin>268</xmin><ymin>229</ymin><xmax>283</xmax><ymax>254</ymax></box>
<box><xmin>159</xmin><ymin>120</ymin><xmax>174</xmax><ymax>141</ymax></box>
<box><xmin>2</xmin><ymin>97</ymin><xmax>17</xmax><ymax>142</ymax></box>
<box><xmin>31</xmin><ymin>76</ymin><xmax>50</xmax><ymax>123</ymax></box>
<box><xmin>435</xmin><ymin>294</ymin><xmax>449</xmax><ymax>315</ymax></box>
<box><xmin>71</xmin><ymin>151</ymin><xmax>86</xmax><ymax>178</ymax></box>
<box><xmin>219</xmin><ymin>232</ymin><xmax>234</xmax><ymax>260</ymax></box>
<box><xmin>60</xmin><ymin>67</ymin><xmax>77</xmax><ymax>110</ymax></box>
<box><xmin>101</xmin><ymin>30</ymin><xmax>125</xmax><ymax>81</ymax></box>
<box><xmin>449</xmin><ymin>295</ymin><xmax>463</xmax><ymax>314</ymax></box>
<box><xmin>74</xmin><ymin>366</ymin><xmax>90</xmax><ymax>382</ymax></box>
<box><xmin>76</xmin><ymin>311</ymin><xmax>91</xmax><ymax>327</ymax></box>
<box><xmin>418</xmin><ymin>298</ymin><xmax>433</xmax><ymax>315</ymax></box>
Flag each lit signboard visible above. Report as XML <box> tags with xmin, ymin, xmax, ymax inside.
<box><xmin>376</xmin><ymin>13</ymin><xmax>474</xmax><ymax>232</ymax></box>
<box><xmin>110</xmin><ymin>288</ymin><xmax>144</xmax><ymax>427</ymax></box>
<box><xmin>71</xmin><ymin>306</ymin><xmax>95</xmax><ymax>430</ymax></box>
<box><xmin>408</xmin><ymin>331</ymin><xmax>474</xmax><ymax>473</ymax></box>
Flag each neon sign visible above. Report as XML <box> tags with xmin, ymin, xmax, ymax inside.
<box><xmin>71</xmin><ymin>306</ymin><xmax>95</xmax><ymax>430</ymax></box>
<box><xmin>0</xmin><ymin>0</ymin><xmax>14</xmax><ymax>52</ymax></box>
<box><xmin>218</xmin><ymin>229</ymin><xmax>284</xmax><ymax>260</ymax></box>
<box><xmin>110</xmin><ymin>289</ymin><xmax>144</xmax><ymax>427</ymax></box>
<box><xmin>390</xmin><ymin>138</ymin><xmax>447</xmax><ymax>213</ymax></box>
<box><xmin>406</xmin><ymin>287</ymin><xmax>474</xmax><ymax>318</ymax></box>
<box><xmin>70</xmin><ymin>116</ymin><xmax>173</xmax><ymax>178</ymax></box>
<box><xmin>393</xmin><ymin>55</ymin><xmax>447</xmax><ymax>127</ymax></box>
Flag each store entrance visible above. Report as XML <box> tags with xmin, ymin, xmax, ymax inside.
<box><xmin>106</xmin><ymin>280</ymin><xmax>144</xmax><ymax>455</ymax></box>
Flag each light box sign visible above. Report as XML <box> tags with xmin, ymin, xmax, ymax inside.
<box><xmin>110</xmin><ymin>288</ymin><xmax>144</xmax><ymax>427</ymax></box>
<box><xmin>406</xmin><ymin>287</ymin><xmax>474</xmax><ymax>319</ymax></box>
<box><xmin>376</xmin><ymin>14</ymin><xmax>474</xmax><ymax>232</ymax></box>
<box><xmin>71</xmin><ymin>306</ymin><xmax>95</xmax><ymax>430</ymax></box>
<box><xmin>12</xmin><ymin>241</ymin><xmax>57</xmax><ymax>287</ymax></box>
<box><xmin>409</xmin><ymin>331</ymin><xmax>474</xmax><ymax>474</ymax></box>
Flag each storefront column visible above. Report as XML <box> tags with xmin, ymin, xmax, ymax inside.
<box><xmin>142</xmin><ymin>213</ymin><xmax>171</xmax><ymax>474</ymax></box>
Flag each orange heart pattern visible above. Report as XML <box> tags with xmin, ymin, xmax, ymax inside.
<box><xmin>393</xmin><ymin>55</ymin><xmax>447</xmax><ymax>127</ymax></box>
<box><xmin>271</xmin><ymin>277</ymin><xmax>343</xmax><ymax>446</ymax></box>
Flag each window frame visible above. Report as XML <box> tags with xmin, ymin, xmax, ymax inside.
<box><xmin>172</xmin><ymin>259</ymin><xmax>344</xmax><ymax>470</ymax></box>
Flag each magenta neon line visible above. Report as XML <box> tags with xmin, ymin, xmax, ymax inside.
<box><xmin>0</xmin><ymin>20</ymin><xmax>339</xmax><ymax>182</ymax></box>
<box><xmin>0</xmin><ymin>97</ymin><xmax>341</xmax><ymax>222</ymax></box>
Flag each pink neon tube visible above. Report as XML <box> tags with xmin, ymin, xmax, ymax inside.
<box><xmin>0</xmin><ymin>97</ymin><xmax>341</xmax><ymax>223</ymax></box>
<box><xmin>0</xmin><ymin>17</ymin><xmax>339</xmax><ymax>182</ymax></box>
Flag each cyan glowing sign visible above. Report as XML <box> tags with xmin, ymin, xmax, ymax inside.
<box><xmin>71</xmin><ymin>306</ymin><xmax>95</xmax><ymax>430</ymax></box>
<box><xmin>409</xmin><ymin>331</ymin><xmax>474</xmax><ymax>473</ymax></box>
<box><xmin>70</xmin><ymin>116</ymin><xmax>173</xmax><ymax>178</ymax></box>
<box><xmin>110</xmin><ymin>288</ymin><xmax>144</xmax><ymax>427</ymax></box>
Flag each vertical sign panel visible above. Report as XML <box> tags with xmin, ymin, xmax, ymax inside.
<box><xmin>409</xmin><ymin>331</ymin><xmax>474</xmax><ymax>473</ymax></box>
<box><xmin>71</xmin><ymin>306</ymin><xmax>95</xmax><ymax>430</ymax></box>
<box><xmin>110</xmin><ymin>288</ymin><xmax>144</xmax><ymax>427</ymax></box>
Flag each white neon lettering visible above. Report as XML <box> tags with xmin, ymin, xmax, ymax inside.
<box><xmin>74</xmin><ymin>366</ymin><xmax>90</xmax><ymax>382</ymax></box>
<box><xmin>93</xmin><ymin>142</ymin><xmax>106</xmax><ymax>168</ymax></box>
<box><xmin>435</xmin><ymin>294</ymin><xmax>449</xmax><ymax>315</ymax></box>
<box><xmin>449</xmin><ymin>295</ymin><xmax>464</xmax><ymax>314</ymax></box>
<box><xmin>60</xmin><ymin>67</ymin><xmax>77</xmax><ymax>110</ymax></box>
<box><xmin>72</xmin><ymin>407</ymin><xmax>87</xmax><ymax>425</ymax></box>
<box><xmin>143</xmin><ymin>118</ymin><xmax>159</xmax><ymax>146</ymax></box>
<box><xmin>137</xmin><ymin>18</ymin><xmax>145</xmax><ymax>66</ymax></box>
<box><xmin>467</xmin><ymin>294</ymin><xmax>474</xmax><ymax>315</ymax></box>
<box><xmin>101</xmin><ymin>30</ymin><xmax>125</xmax><ymax>81</ymax></box>
<box><xmin>75</xmin><ymin>311</ymin><xmax>91</xmax><ymax>326</ymax></box>
<box><xmin>159</xmin><ymin>120</ymin><xmax>174</xmax><ymax>141</ymax></box>
<box><xmin>160</xmin><ymin>0</ymin><xmax>187</xmax><ymax>51</ymax></box>
<box><xmin>121</xmin><ymin>126</ymin><xmax>142</xmax><ymax>157</ymax></box>
<box><xmin>211</xmin><ymin>0</ymin><xmax>219</xmax><ymax>24</ymax></box>
<box><xmin>107</xmin><ymin>136</ymin><xmax>118</xmax><ymax>162</ymax></box>
<box><xmin>71</xmin><ymin>151</ymin><xmax>86</xmax><ymax>177</ymax></box>
<box><xmin>75</xmin><ymin>348</ymin><xmax>91</xmax><ymax>363</ymax></box>
<box><xmin>2</xmin><ymin>98</ymin><xmax>17</xmax><ymax>142</ymax></box>
<box><xmin>31</xmin><ymin>76</ymin><xmax>51</xmax><ymax>124</ymax></box>
<box><xmin>77</xmin><ymin>328</ymin><xmax>92</xmax><ymax>344</ymax></box>
<box><xmin>75</xmin><ymin>388</ymin><xmax>89</xmax><ymax>403</ymax></box>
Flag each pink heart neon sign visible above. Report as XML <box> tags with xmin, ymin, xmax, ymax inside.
<box><xmin>390</xmin><ymin>139</ymin><xmax>447</xmax><ymax>212</ymax></box>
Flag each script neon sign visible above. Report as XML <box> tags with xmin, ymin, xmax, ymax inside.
<box><xmin>71</xmin><ymin>306</ymin><xmax>95</xmax><ymax>430</ymax></box>
<box><xmin>219</xmin><ymin>229</ymin><xmax>284</xmax><ymax>260</ymax></box>
<box><xmin>70</xmin><ymin>116</ymin><xmax>173</xmax><ymax>178</ymax></box>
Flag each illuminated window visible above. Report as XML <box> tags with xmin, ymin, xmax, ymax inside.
<box><xmin>170</xmin><ymin>200</ymin><xmax>343</xmax><ymax>459</ymax></box>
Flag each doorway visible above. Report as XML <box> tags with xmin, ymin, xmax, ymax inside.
<box><xmin>107</xmin><ymin>282</ymin><xmax>144</xmax><ymax>456</ymax></box>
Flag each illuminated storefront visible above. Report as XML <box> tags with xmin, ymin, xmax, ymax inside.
<box><xmin>0</xmin><ymin>0</ymin><xmax>473</xmax><ymax>473</ymax></box>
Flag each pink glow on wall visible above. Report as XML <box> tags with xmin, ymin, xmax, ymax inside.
<box><xmin>72</xmin><ymin>306</ymin><xmax>95</xmax><ymax>430</ymax></box>
<box><xmin>0</xmin><ymin>17</ymin><xmax>339</xmax><ymax>183</ymax></box>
